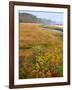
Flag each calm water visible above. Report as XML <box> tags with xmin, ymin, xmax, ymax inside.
<box><xmin>48</xmin><ymin>29</ymin><xmax>63</xmax><ymax>34</ymax></box>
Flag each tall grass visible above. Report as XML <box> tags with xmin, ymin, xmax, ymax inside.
<box><xmin>19</xmin><ymin>23</ymin><xmax>63</xmax><ymax>79</ymax></box>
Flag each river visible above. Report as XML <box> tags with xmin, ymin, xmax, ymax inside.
<box><xmin>47</xmin><ymin>29</ymin><xmax>63</xmax><ymax>34</ymax></box>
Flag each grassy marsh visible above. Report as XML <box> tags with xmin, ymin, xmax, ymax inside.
<box><xmin>19</xmin><ymin>23</ymin><xmax>63</xmax><ymax>79</ymax></box>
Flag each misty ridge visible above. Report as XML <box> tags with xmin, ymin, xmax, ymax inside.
<box><xmin>19</xmin><ymin>13</ymin><xmax>62</xmax><ymax>25</ymax></box>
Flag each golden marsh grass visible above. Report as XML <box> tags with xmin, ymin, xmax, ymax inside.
<box><xmin>19</xmin><ymin>23</ymin><xmax>63</xmax><ymax>79</ymax></box>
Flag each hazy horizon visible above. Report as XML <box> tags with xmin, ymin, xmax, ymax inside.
<box><xmin>19</xmin><ymin>10</ymin><xmax>64</xmax><ymax>25</ymax></box>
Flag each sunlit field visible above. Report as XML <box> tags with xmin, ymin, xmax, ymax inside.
<box><xmin>19</xmin><ymin>23</ymin><xmax>63</xmax><ymax>79</ymax></box>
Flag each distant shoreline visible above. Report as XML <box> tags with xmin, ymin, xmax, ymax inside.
<box><xmin>19</xmin><ymin>22</ymin><xmax>63</xmax><ymax>31</ymax></box>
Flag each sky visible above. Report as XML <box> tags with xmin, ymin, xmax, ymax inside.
<box><xmin>19</xmin><ymin>10</ymin><xmax>64</xmax><ymax>24</ymax></box>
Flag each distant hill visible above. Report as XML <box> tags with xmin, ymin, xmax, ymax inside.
<box><xmin>19</xmin><ymin>13</ymin><xmax>37</xmax><ymax>23</ymax></box>
<box><xmin>19</xmin><ymin>13</ymin><xmax>62</xmax><ymax>25</ymax></box>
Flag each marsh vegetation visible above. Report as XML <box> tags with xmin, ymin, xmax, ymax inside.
<box><xmin>19</xmin><ymin>23</ymin><xmax>63</xmax><ymax>79</ymax></box>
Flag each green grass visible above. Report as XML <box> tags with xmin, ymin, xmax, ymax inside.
<box><xmin>19</xmin><ymin>23</ymin><xmax>63</xmax><ymax>79</ymax></box>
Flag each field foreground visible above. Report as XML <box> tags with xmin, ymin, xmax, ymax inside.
<box><xmin>19</xmin><ymin>23</ymin><xmax>63</xmax><ymax>79</ymax></box>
